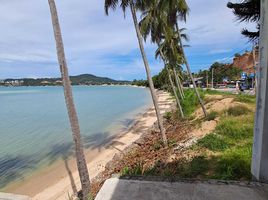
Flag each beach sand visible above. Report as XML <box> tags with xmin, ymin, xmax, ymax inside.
<box><xmin>4</xmin><ymin>90</ymin><xmax>173</xmax><ymax>200</ymax></box>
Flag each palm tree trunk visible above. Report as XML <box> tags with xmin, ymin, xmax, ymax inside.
<box><xmin>176</xmin><ymin>23</ymin><xmax>207</xmax><ymax>117</ymax></box>
<box><xmin>48</xmin><ymin>0</ymin><xmax>90</xmax><ymax>199</ymax></box>
<box><xmin>167</xmin><ymin>67</ymin><xmax>184</xmax><ymax>118</ymax></box>
<box><xmin>173</xmin><ymin>68</ymin><xmax>184</xmax><ymax>99</ymax></box>
<box><xmin>130</xmin><ymin>3</ymin><xmax>167</xmax><ymax>146</ymax></box>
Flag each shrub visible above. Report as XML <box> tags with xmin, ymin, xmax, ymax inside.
<box><xmin>206</xmin><ymin>111</ymin><xmax>218</xmax><ymax>121</ymax></box>
<box><xmin>227</xmin><ymin>105</ymin><xmax>250</xmax><ymax>116</ymax></box>
<box><xmin>181</xmin><ymin>89</ymin><xmax>205</xmax><ymax>117</ymax></box>
<box><xmin>164</xmin><ymin>111</ymin><xmax>172</xmax><ymax>120</ymax></box>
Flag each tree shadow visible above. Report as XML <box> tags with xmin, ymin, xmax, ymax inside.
<box><xmin>83</xmin><ymin>132</ymin><xmax>125</xmax><ymax>153</ymax></box>
<box><xmin>0</xmin><ymin>155</ymin><xmax>40</xmax><ymax>189</ymax></box>
<box><xmin>46</xmin><ymin>142</ymin><xmax>74</xmax><ymax>165</ymax></box>
<box><xmin>63</xmin><ymin>156</ymin><xmax>78</xmax><ymax>196</ymax></box>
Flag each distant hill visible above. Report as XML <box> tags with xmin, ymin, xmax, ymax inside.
<box><xmin>1</xmin><ymin>74</ymin><xmax>130</xmax><ymax>86</ymax></box>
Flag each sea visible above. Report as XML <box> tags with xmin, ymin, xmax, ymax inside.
<box><xmin>0</xmin><ymin>86</ymin><xmax>152</xmax><ymax>189</ymax></box>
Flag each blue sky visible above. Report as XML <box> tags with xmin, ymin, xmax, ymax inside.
<box><xmin>0</xmin><ymin>0</ymin><xmax>256</xmax><ymax>80</ymax></box>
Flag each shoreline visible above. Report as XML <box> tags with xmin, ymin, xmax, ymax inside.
<box><xmin>4</xmin><ymin>90</ymin><xmax>173</xmax><ymax>200</ymax></box>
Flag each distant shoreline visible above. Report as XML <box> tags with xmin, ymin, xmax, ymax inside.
<box><xmin>0</xmin><ymin>84</ymin><xmax>146</xmax><ymax>88</ymax></box>
<box><xmin>3</xmin><ymin>90</ymin><xmax>173</xmax><ymax>200</ymax></box>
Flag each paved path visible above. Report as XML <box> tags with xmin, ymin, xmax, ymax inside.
<box><xmin>95</xmin><ymin>177</ymin><xmax>268</xmax><ymax>200</ymax></box>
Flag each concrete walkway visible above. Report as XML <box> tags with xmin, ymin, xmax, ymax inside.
<box><xmin>95</xmin><ymin>177</ymin><xmax>268</xmax><ymax>200</ymax></box>
<box><xmin>0</xmin><ymin>193</ymin><xmax>31</xmax><ymax>200</ymax></box>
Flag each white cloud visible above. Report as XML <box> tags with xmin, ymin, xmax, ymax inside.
<box><xmin>0</xmin><ymin>0</ymin><xmax>256</xmax><ymax>79</ymax></box>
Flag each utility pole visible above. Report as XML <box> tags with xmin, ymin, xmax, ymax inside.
<box><xmin>206</xmin><ymin>71</ymin><xmax>209</xmax><ymax>88</ymax></box>
<box><xmin>211</xmin><ymin>68</ymin><xmax>214</xmax><ymax>89</ymax></box>
<box><xmin>251</xmin><ymin>0</ymin><xmax>268</xmax><ymax>183</ymax></box>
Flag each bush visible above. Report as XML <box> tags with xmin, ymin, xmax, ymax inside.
<box><xmin>227</xmin><ymin>105</ymin><xmax>250</xmax><ymax>116</ymax></box>
<box><xmin>181</xmin><ymin>89</ymin><xmax>205</xmax><ymax>117</ymax></box>
<box><xmin>164</xmin><ymin>112</ymin><xmax>172</xmax><ymax>120</ymax></box>
<box><xmin>206</xmin><ymin>111</ymin><xmax>218</xmax><ymax>121</ymax></box>
<box><xmin>197</xmin><ymin>134</ymin><xmax>229</xmax><ymax>152</ymax></box>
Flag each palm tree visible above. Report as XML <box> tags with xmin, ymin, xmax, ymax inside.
<box><xmin>156</xmin><ymin>36</ymin><xmax>184</xmax><ymax>118</ymax></box>
<box><xmin>227</xmin><ymin>0</ymin><xmax>260</xmax><ymax>41</ymax></box>
<box><xmin>160</xmin><ymin>0</ymin><xmax>208</xmax><ymax>117</ymax></box>
<box><xmin>173</xmin><ymin>65</ymin><xmax>185</xmax><ymax>99</ymax></box>
<box><xmin>105</xmin><ymin>0</ymin><xmax>168</xmax><ymax>146</ymax></box>
<box><xmin>139</xmin><ymin>2</ymin><xmax>185</xmax><ymax>108</ymax></box>
<box><xmin>47</xmin><ymin>0</ymin><xmax>90</xmax><ymax>199</ymax></box>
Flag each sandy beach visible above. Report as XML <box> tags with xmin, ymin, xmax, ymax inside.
<box><xmin>4</xmin><ymin>90</ymin><xmax>173</xmax><ymax>200</ymax></box>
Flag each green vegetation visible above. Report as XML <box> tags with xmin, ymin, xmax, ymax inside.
<box><xmin>235</xmin><ymin>94</ymin><xmax>256</xmax><ymax>104</ymax></box>
<box><xmin>181</xmin><ymin>89</ymin><xmax>205</xmax><ymax>117</ymax></box>
<box><xmin>131</xmin><ymin>79</ymin><xmax>149</xmax><ymax>87</ymax></box>
<box><xmin>2</xmin><ymin>74</ymin><xmax>130</xmax><ymax>86</ymax></box>
<box><xmin>197</xmin><ymin>134</ymin><xmax>229</xmax><ymax>152</ymax></box>
<box><xmin>192</xmin><ymin>62</ymin><xmax>242</xmax><ymax>85</ymax></box>
<box><xmin>227</xmin><ymin>0</ymin><xmax>260</xmax><ymax>41</ymax></box>
<box><xmin>206</xmin><ymin>111</ymin><xmax>218</xmax><ymax>121</ymax></box>
<box><xmin>227</xmin><ymin>105</ymin><xmax>250</xmax><ymax>116</ymax></box>
<box><xmin>120</xmin><ymin>96</ymin><xmax>255</xmax><ymax>181</ymax></box>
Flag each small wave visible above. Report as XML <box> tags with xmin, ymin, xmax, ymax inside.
<box><xmin>0</xmin><ymin>90</ymin><xmax>39</xmax><ymax>94</ymax></box>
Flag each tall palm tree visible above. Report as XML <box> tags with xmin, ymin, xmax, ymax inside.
<box><xmin>139</xmin><ymin>3</ymin><xmax>185</xmax><ymax>106</ymax></box>
<box><xmin>47</xmin><ymin>0</ymin><xmax>90</xmax><ymax>199</ymax></box>
<box><xmin>227</xmin><ymin>0</ymin><xmax>260</xmax><ymax>41</ymax></box>
<box><xmin>161</xmin><ymin>0</ymin><xmax>208</xmax><ymax>117</ymax></box>
<box><xmin>105</xmin><ymin>0</ymin><xmax>168</xmax><ymax>146</ymax></box>
<box><xmin>173</xmin><ymin>65</ymin><xmax>185</xmax><ymax>99</ymax></box>
<box><xmin>156</xmin><ymin>37</ymin><xmax>184</xmax><ymax>118</ymax></box>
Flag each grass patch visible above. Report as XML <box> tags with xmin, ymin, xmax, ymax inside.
<box><xmin>213</xmin><ymin>145</ymin><xmax>252</xmax><ymax>180</ymax></box>
<box><xmin>206</xmin><ymin>111</ymin><xmax>218</xmax><ymax>121</ymax></box>
<box><xmin>197</xmin><ymin>134</ymin><xmax>229</xmax><ymax>152</ymax></box>
<box><xmin>181</xmin><ymin>89</ymin><xmax>205</xmax><ymax>117</ymax></box>
<box><xmin>164</xmin><ymin>111</ymin><xmax>172</xmax><ymax>120</ymax></box>
<box><xmin>177</xmin><ymin>155</ymin><xmax>210</xmax><ymax>178</ymax></box>
<box><xmin>235</xmin><ymin>94</ymin><xmax>256</xmax><ymax>104</ymax></box>
<box><xmin>227</xmin><ymin>105</ymin><xmax>250</xmax><ymax>116</ymax></box>
<box><xmin>215</xmin><ymin>115</ymin><xmax>253</xmax><ymax>141</ymax></box>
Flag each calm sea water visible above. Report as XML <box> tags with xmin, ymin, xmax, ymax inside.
<box><xmin>0</xmin><ymin>86</ymin><xmax>152</xmax><ymax>189</ymax></box>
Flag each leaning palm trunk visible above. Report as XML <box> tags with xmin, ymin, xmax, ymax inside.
<box><xmin>167</xmin><ymin>67</ymin><xmax>184</xmax><ymax>118</ymax></box>
<box><xmin>48</xmin><ymin>0</ymin><xmax>90</xmax><ymax>199</ymax></box>
<box><xmin>176</xmin><ymin>23</ymin><xmax>207</xmax><ymax>117</ymax></box>
<box><xmin>130</xmin><ymin>3</ymin><xmax>167</xmax><ymax>146</ymax></box>
<box><xmin>173</xmin><ymin>68</ymin><xmax>184</xmax><ymax>99</ymax></box>
<box><xmin>159</xmin><ymin>50</ymin><xmax>184</xmax><ymax>118</ymax></box>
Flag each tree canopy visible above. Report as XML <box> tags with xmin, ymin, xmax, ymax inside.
<box><xmin>227</xmin><ymin>0</ymin><xmax>260</xmax><ymax>41</ymax></box>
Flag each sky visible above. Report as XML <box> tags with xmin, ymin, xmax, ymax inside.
<box><xmin>0</xmin><ymin>0</ymin><xmax>256</xmax><ymax>80</ymax></box>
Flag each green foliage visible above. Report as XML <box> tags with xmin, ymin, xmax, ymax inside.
<box><xmin>215</xmin><ymin>115</ymin><xmax>254</xmax><ymax>140</ymax></box>
<box><xmin>234</xmin><ymin>53</ymin><xmax>241</xmax><ymax>57</ymax></box>
<box><xmin>152</xmin><ymin>68</ymin><xmax>171</xmax><ymax>91</ymax></box>
<box><xmin>177</xmin><ymin>156</ymin><xmax>210</xmax><ymax>178</ymax></box>
<box><xmin>235</xmin><ymin>94</ymin><xmax>256</xmax><ymax>104</ymax></box>
<box><xmin>164</xmin><ymin>111</ymin><xmax>172</xmax><ymax>120</ymax></box>
<box><xmin>121</xmin><ymin>163</ymin><xmax>143</xmax><ymax>176</ymax></box>
<box><xmin>213</xmin><ymin>145</ymin><xmax>252</xmax><ymax>180</ymax></box>
<box><xmin>206</xmin><ymin>111</ymin><xmax>218</xmax><ymax>121</ymax></box>
<box><xmin>227</xmin><ymin>0</ymin><xmax>260</xmax><ymax>41</ymax></box>
<box><xmin>131</xmin><ymin>79</ymin><xmax>149</xmax><ymax>87</ymax></box>
<box><xmin>227</xmin><ymin>105</ymin><xmax>250</xmax><ymax>116</ymax></box>
<box><xmin>197</xmin><ymin>134</ymin><xmax>229</xmax><ymax>152</ymax></box>
<box><xmin>181</xmin><ymin>89</ymin><xmax>205</xmax><ymax>117</ymax></box>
